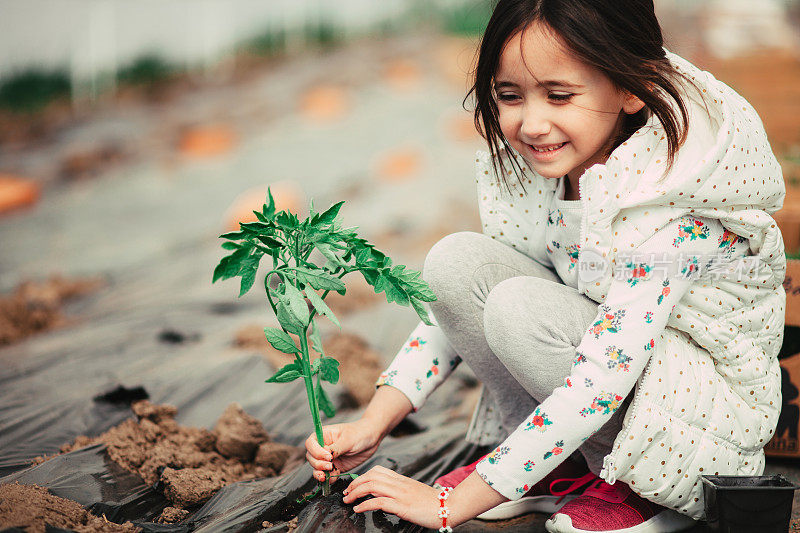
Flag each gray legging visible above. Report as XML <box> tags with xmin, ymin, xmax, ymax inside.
<box><xmin>423</xmin><ymin>231</ymin><xmax>631</xmax><ymax>476</ymax></box>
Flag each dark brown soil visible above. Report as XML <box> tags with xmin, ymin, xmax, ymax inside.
<box><xmin>34</xmin><ymin>400</ymin><xmax>303</xmax><ymax>511</ymax></box>
<box><xmin>235</xmin><ymin>328</ymin><xmax>383</xmax><ymax>407</ymax></box>
<box><xmin>0</xmin><ymin>275</ymin><xmax>104</xmax><ymax>347</ymax></box>
<box><xmin>0</xmin><ymin>482</ymin><xmax>140</xmax><ymax>533</ymax></box>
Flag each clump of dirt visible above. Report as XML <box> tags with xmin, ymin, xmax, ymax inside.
<box><xmin>35</xmin><ymin>400</ymin><xmax>302</xmax><ymax>511</ymax></box>
<box><xmin>157</xmin><ymin>506</ymin><xmax>189</xmax><ymax>524</ymax></box>
<box><xmin>0</xmin><ymin>275</ymin><xmax>104</xmax><ymax>346</ymax></box>
<box><xmin>236</xmin><ymin>327</ymin><xmax>383</xmax><ymax>407</ymax></box>
<box><xmin>0</xmin><ymin>482</ymin><xmax>140</xmax><ymax>532</ymax></box>
<box><xmin>323</xmin><ymin>333</ymin><xmax>384</xmax><ymax>406</ymax></box>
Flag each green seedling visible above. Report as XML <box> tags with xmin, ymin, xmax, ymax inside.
<box><xmin>213</xmin><ymin>189</ymin><xmax>436</xmax><ymax>496</ymax></box>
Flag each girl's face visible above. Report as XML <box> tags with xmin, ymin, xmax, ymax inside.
<box><xmin>494</xmin><ymin>22</ymin><xmax>644</xmax><ymax>183</ymax></box>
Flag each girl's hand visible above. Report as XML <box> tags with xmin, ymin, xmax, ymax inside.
<box><xmin>305</xmin><ymin>420</ymin><xmax>381</xmax><ymax>481</ymax></box>
<box><xmin>343</xmin><ymin>468</ymin><xmax>508</xmax><ymax>529</ymax></box>
<box><xmin>342</xmin><ymin>465</ymin><xmax>444</xmax><ymax>529</ymax></box>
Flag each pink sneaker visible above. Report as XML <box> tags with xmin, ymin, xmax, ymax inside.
<box><xmin>433</xmin><ymin>456</ymin><xmax>485</xmax><ymax>488</ymax></box>
<box><xmin>545</xmin><ymin>478</ymin><xmax>697</xmax><ymax>533</ymax></box>
<box><xmin>435</xmin><ymin>457</ymin><xmax>598</xmax><ymax>520</ymax></box>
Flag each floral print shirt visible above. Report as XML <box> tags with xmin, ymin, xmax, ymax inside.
<box><xmin>546</xmin><ymin>178</ymin><xmax>582</xmax><ymax>286</ymax></box>
<box><xmin>377</xmin><ymin>199</ymin><xmax>750</xmax><ymax>499</ymax></box>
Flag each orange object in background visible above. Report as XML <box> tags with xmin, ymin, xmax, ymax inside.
<box><xmin>299</xmin><ymin>85</ymin><xmax>348</xmax><ymax>122</ymax></box>
<box><xmin>373</xmin><ymin>146</ymin><xmax>423</xmax><ymax>182</ymax></box>
<box><xmin>179</xmin><ymin>124</ymin><xmax>237</xmax><ymax>157</ymax></box>
<box><xmin>382</xmin><ymin>59</ymin><xmax>421</xmax><ymax>91</ymax></box>
<box><xmin>0</xmin><ymin>175</ymin><xmax>40</xmax><ymax>215</ymax></box>
<box><xmin>444</xmin><ymin>112</ymin><xmax>481</xmax><ymax>143</ymax></box>
<box><xmin>435</xmin><ymin>36</ymin><xmax>479</xmax><ymax>91</ymax></box>
<box><xmin>224</xmin><ymin>181</ymin><xmax>305</xmax><ymax>232</ymax></box>
<box><xmin>697</xmin><ymin>51</ymin><xmax>800</xmax><ymax>151</ymax></box>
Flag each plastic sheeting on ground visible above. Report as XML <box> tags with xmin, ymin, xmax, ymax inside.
<box><xmin>0</xmin><ymin>318</ymin><xmax>484</xmax><ymax>532</ymax></box>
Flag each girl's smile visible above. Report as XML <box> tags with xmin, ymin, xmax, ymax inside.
<box><xmin>526</xmin><ymin>141</ymin><xmax>569</xmax><ymax>162</ymax></box>
<box><xmin>494</xmin><ymin>22</ymin><xmax>644</xmax><ymax>191</ymax></box>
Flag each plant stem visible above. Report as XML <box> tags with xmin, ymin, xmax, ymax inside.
<box><xmin>299</xmin><ymin>325</ymin><xmax>330</xmax><ymax>496</ymax></box>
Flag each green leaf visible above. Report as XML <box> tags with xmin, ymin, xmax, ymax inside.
<box><xmin>219</xmin><ymin>230</ymin><xmax>246</xmax><ymax>240</ymax></box>
<box><xmin>254</xmin><ymin>210</ymin><xmax>270</xmax><ymax>223</ymax></box>
<box><xmin>374</xmin><ymin>271</ymin><xmax>410</xmax><ymax>306</ymax></box>
<box><xmin>276</xmin><ymin>211</ymin><xmax>299</xmax><ymax>229</ymax></box>
<box><xmin>213</xmin><ymin>247</ymin><xmax>250</xmax><ymax>283</ymax></box>
<box><xmin>257</xmin><ymin>235</ymin><xmax>283</xmax><ymax>248</ymax></box>
<box><xmin>312</xmin><ymin>357</ymin><xmax>340</xmax><ymax>384</ymax></box>
<box><xmin>316</xmin><ymin>380</ymin><xmax>336</xmax><ymax>418</ymax></box>
<box><xmin>277</xmin><ymin>300</ymin><xmax>305</xmax><ymax>334</ymax></box>
<box><xmin>295</xmin><ymin>267</ymin><xmax>346</xmax><ymax>292</ymax></box>
<box><xmin>304</xmin><ymin>287</ymin><xmax>340</xmax><ymax>328</ymax></box>
<box><xmin>264</xmin><ymin>327</ymin><xmax>299</xmax><ymax>354</ymax></box>
<box><xmin>266</xmin><ymin>361</ymin><xmax>303</xmax><ymax>383</ymax></box>
<box><xmin>316</xmin><ymin>201</ymin><xmax>344</xmax><ymax>226</ymax></box>
<box><xmin>282</xmin><ymin>282</ymin><xmax>310</xmax><ymax>327</ymax></box>
<box><xmin>316</xmin><ymin>243</ymin><xmax>346</xmax><ymax>270</ymax></box>
<box><xmin>263</xmin><ymin>188</ymin><xmax>276</xmax><ymax>218</ymax></box>
<box><xmin>360</xmin><ymin>267</ymin><xmax>379</xmax><ymax>287</ymax></box>
<box><xmin>410</xmin><ymin>297</ymin><xmax>434</xmax><ymax>326</ymax></box>
<box><xmin>238</xmin><ymin>253</ymin><xmax>262</xmax><ymax>297</ymax></box>
<box><xmin>240</xmin><ymin>221</ymin><xmax>272</xmax><ymax>232</ymax></box>
<box><xmin>388</xmin><ymin>264</ymin><xmax>436</xmax><ymax>302</ymax></box>
<box><xmin>309</xmin><ymin>320</ymin><xmax>324</xmax><ymax>354</ymax></box>
<box><xmin>221</xmin><ymin>242</ymin><xmax>240</xmax><ymax>251</ymax></box>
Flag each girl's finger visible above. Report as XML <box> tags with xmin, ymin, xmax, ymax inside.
<box><xmin>353</xmin><ymin>496</ymin><xmax>399</xmax><ymax>515</ymax></box>
<box><xmin>305</xmin><ymin>433</ymin><xmax>333</xmax><ymax>461</ymax></box>
<box><xmin>343</xmin><ymin>478</ymin><xmax>394</xmax><ymax>504</ymax></box>
<box><xmin>305</xmin><ymin>451</ymin><xmax>333</xmax><ymax>471</ymax></box>
<box><xmin>344</xmin><ymin>468</ymin><xmax>376</xmax><ymax>494</ymax></box>
<box><xmin>344</xmin><ymin>465</ymin><xmax>390</xmax><ymax>494</ymax></box>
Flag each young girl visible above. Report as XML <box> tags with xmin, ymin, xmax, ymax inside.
<box><xmin>305</xmin><ymin>1</ymin><xmax>786</xmax><ymax>531</ymax></box>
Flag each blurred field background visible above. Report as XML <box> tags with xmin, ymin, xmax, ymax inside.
<box><xmin>1</xmin><ymin>1</ymin><xmax>800</xmax><ymax>531</ymax></box>
<box><xmin>2</xmin><ymin>0</ymin><xmax>800</xmax><ymax>426</ymax></box>
<box><xmin>1</xmin><ymin>0</ymin><xmax>800</xmax><ymax>407</ymax></box>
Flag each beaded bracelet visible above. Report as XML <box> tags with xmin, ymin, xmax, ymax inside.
<box><xmin>437</xmin><ymin>487</ymin><xmax>453</xmax><ymax>533</ymax></box>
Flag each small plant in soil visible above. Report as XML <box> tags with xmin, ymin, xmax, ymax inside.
<box><xmin>213</xmin><ymin>189</ymin><xmax>435</xmax><ymax>497</ymax></box>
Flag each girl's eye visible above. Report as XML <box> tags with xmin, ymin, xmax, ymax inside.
<box><xmin>497</xmin><ymin>93</ymin><xmax>520</xmax><ymax>103</ymax></box>
<box><xmin>548</xmin><ymin>92</ymin><xmax>574</xmax><ymax>102</ymax></box>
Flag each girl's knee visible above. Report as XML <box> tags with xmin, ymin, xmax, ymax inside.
<box><xmin>483</xmin><ymin>277</ymin><xmax>537</xmax><ymax>356</ymax></box>
<box><xmin>423</xmin><ymin>231</ymin><xmax>486</xmax><ymax>297</ymax></box>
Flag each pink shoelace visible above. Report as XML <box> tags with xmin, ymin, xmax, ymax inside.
<box><xmin>548</xmin><ymin>472</ymin><xmax>601</xmax><ymax>505</ymax></box>
<box><xmin>581</xmin><ymin>477</ymin><xmax>631</xmax><ymax>504</ymax></box>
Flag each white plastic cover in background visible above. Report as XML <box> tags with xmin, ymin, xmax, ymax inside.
<box><xmin>701</xmin><ymin>0</ymin><xmax>799</xmax><ymax>59</ymax></box>
<box><xmin>0</xmin><ymin>0</ymin><xmax>414</xmax><ymax>98</ymax></box>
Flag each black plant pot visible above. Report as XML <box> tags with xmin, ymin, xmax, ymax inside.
<box><xmin>701</xmin><ymin>475</ymin><xmax>799</xmax><ymax>533</ymax></box>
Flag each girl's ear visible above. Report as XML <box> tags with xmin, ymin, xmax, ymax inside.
<box><xmin>623</xmin><ymin>92</ymin><xmax>646</xmax><ymax>115</ymax></box>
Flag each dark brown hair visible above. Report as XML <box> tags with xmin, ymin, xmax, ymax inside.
<box><xmin>466</xmin><ymin>0</ymin><xmax>695</xmax><ymax>190</ymax></box>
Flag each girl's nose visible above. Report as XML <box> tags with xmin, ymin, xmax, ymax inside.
<box><xmin>520</xmin><ymin>107</ymin><xmax>552</xmax><ymax>139</ymax></box>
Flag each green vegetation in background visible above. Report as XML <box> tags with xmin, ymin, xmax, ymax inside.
<box><xmin>243</xmin><ymin>26</ymin><xmax>287</xmax><ymax>56</ymax></box>
<box><xmin>0</xmin><ymin>2</ymin><xmax>489</xmax><ymax>113</ymax></box>
<box><xmin>117</xmin><ymin>55</ymin><xmax>174</xmax><ymax>85</ymax></box>
<box><xmin>303</xmin><ymin>18</ymin><xmax>340</xmax><ymax>47</ymax></box>
<box><xmin>0</xmin><ymin>69</ymin><xmax>70</xmax><ymax>112</ymax></box>
<box><xmin>440</xmin><ymin>0</ymin><xmax>494</xmax><ymax>36</ymax></box>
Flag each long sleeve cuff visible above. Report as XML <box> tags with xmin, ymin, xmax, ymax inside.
<box><xmin>376</xmin><ymin>321</ymin><xmax>461</xmax><ymax>411</ymax></box>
